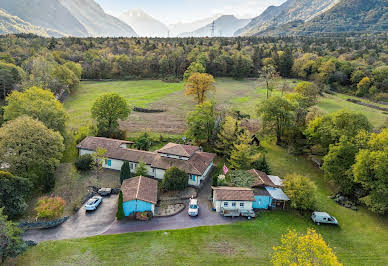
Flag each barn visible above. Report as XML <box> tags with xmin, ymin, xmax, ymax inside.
<box><xmin>120</xmin><ymin>176</ymin><xmax>158</xmax><ymax>216</ymax></box>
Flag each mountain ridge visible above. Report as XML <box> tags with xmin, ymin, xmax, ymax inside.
<box><xmin>119</xmin><ymin>9</ymin><xmax>168</xmax><ymax>37</ymax></box>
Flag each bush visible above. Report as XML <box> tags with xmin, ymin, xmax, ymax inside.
<box><xmin>226</xmin><ymin>170</ymin><xmax>256</xmax><ymax>187</ymax></box>
<box><xmin>116</xmin><ymin>191</ymin><xmax>125</xmax><ymax>220</ymax></box>
<box><xmin>134</xmin><ymin>161</ymin><xmax>148</xmax><ymax>177</ymax></box>
<box><xmin>75</xmin><ymin>154</ymin><xmax>93</xmax><ymax>171</ymax></box>
<box><xmin>35</xmin><ymin>196</ymin><xmax>66</xmax><ymax>219</ymax></box>
<box><xmin>161</xmin><ymin>167</ymin><xmax>188</xmax><ymax>191</ymax></box>
<box><xmin>283</xmin><ymin>174</ymin><xmax>317</xmax><ymax>211</ymax></box>
<box><xmin>134</xmin><ymin>131</ymin><xmax>152</xmax><ymax>151</ymax></box>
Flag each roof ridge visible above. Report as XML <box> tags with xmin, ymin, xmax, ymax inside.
<box><xmin>136</xmin><ymin>176</ymin><xmax>142</xmax><ymax>199</ymax></box>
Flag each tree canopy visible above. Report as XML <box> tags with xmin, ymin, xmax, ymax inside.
<box><xmin>185</xmin><ymin>73</ymin><xmax>216</xmax><ymax>104</ymax></box>
<box><xmin>185</xmin><ymin>101</ymin><xmax>216</xmax><ymax>145</ymax></box>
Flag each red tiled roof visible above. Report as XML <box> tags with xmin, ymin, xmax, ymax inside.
<box><xmin>247</xmin><ymin>169</ymin><xmax>278</xmax><ymax>188</ymax></box>
<box><xmin>157</xmin><ymin>143</ymin><xmax>199</xmax><ymax>157</ymax></box>
<box><xmin>121</xmin><ymin>176</ymin><xmax>158</xmax><ymax>204</ymax></box>
<box><xmin>212</xmin><ymin>186</ymin><xmax>255</xmax><ymax>201</ymax></box>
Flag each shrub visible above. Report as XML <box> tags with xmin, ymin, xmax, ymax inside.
<box><xmin>226</xmin><ymin>170</ymin><xmax>256</xmax><ymax>187</ymax></box>
<box><xmin>116</xmin><ymin>191</ymin><xmax>125</xmax><ymax>220</ymax></box>
<box><xmin>75</xmin><ymin>154</ymin><xmax>93</xmax><ymax>171</ymax></box>
<box><xmin>134</xmin><ymin>161</ymin><xmax>148</xmax><ymax>177</ymax></box>
<box><xmin>134</xmin><ymin>131</ymin><xmax>152</xmax><ymax>151</ymax></box>
<box><xmin>161</xmin><ymin>167</ymin><xmax>188</xmax><ymax>191</ymax></box>
<box><xmin>35</xmin><ymin>196</ymin><xmax>66</xmax><ymax>219</ymax></box>
<box><xmin>283</xmin><ymin>174</ymin><xmax>317</xmax><ymax>211</ymax></box>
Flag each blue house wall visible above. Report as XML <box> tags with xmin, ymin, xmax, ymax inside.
<box><xmin>253</xmin><ymin>195</ymin><xmax>272</xmax><ymax>209</ymax></box>
<box><xmin>123</xmin><ymin>200</ymin><xmax>153</xmax><ymax>216</ymax></box>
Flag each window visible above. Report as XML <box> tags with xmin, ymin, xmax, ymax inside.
<box><xmin>107</xmin><ymin>159</ymin><xmax>112</xmax><ymax>167</ymax></box>
<box><xmin>240</xmin><ymin>203</ymin><xmax>245</xmax><ymax>207</ymax></box>
<box><xmin>224</xmin><ymin>202</ymin><xmax>228</xmax><ymax>207</ymax></box>
<box><xmin>192</xmin><ymin>175</ymin><xmax>196</xmax><ymax>181</ymax></box>
<box><xmin>232</xmin><ymin>202</ymin><xmax>236</xmax><ymax>207</ymax></box>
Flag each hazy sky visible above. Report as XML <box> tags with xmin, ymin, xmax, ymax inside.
<box><xmin>95</xmin><ymin>0</ymin><xmax>285</xmax><ymax>25</ymax></box>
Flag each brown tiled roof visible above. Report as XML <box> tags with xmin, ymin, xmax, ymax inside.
<box><xmin>253</xmin><ymin>187</ymin><xmax>271</xmax><ymax>196</ymax></box>
<box><xmin>78</xmin><ymin>137</ymin><xmax>216</xmax><ymax>175</ymax></box>
<box><xmin>121</xmin><ymin>176</ymin><xmax>158</xmax><ymax>204</ymax></box>
<box><xmin>157</xmin><ymin>143</ymin><xmax>199</xmax><ymax>157</ymax></box>
<box><xmin>247</xmin><ymin>169</ymin><xmax>278</xmax><ymax>188</ymax></box>
<box><xmin>212</xmin><ymin>186</ymin><xmax>255</xmax><ymax>201</ymax></box>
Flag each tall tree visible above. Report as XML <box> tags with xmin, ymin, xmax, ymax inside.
<box><xmin>283</xmin><ymin>174</ymin><xmax>317</xmax><ymax>211</ymax></box>
<box><xmin>4</xmin><ymin>87</ymin><xmax>68</xmax><ymax>136</ymax></box>
<box><xmin>120</xmin><ymin>161</ymin><xmax>131</xmax><ymax>184</ymax></box>
<box><xmin>93</xmin><ymin>147</ymin><xmax>107</xmax><ymax>179</ymax></box>
<box><xmin>185</xmin><ymin>73</ymin><xmax>216</xmax><ymax>104</ymax></box>
<box><xmin>228</xmin><ymin>131</ymin><xmax>255</xmax><ymax>170</ymax></box>
<box><xmin>214</xmin><ymin>116</ymin><xmax>244</xmax><ymax>158</ymax></box>
<box><xmin>91</xmin><ymin>93</ymin><xmax>131</xmax><ymax>137</ymax></box>
<box><xmin>259</xmin><ymin>65</ymin><xmax>278</xmax><ymax>99</ymax></box>
<box><xmin>183</xmin><ymin>61</ymin><xmax>205</xmax><ymax>81</ymax></box>
<box><xmin>185</xmin><ymin>101</ymin><xmax>216</xmax><ymax>145</ymax></box>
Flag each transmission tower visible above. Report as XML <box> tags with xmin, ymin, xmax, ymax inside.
<box><xmin>210</xmin><ymin>21</ymin><xmax>215</xmax><ymax>37</ymax></box>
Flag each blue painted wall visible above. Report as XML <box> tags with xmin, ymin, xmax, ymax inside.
<box><xmin>123</xmin><ymin>200</ymin><xmax>153</xmax><ymax>216</ymax></box>
<box><xmin>253</xmin><ymin>196</ymin><xmax>272</xmax><ymax>209</ymax></box>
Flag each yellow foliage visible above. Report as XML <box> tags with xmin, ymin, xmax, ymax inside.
<box><xmin>185</xmin><ymin>73</ymin><xmax>215</xmax><ymax>104</ymax></box>
<box><xmin>271</xmin><ymin>229</ymin><xmax>342</xmax><ymax>266</ymax></box>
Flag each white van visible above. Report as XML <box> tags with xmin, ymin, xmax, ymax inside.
<box><xmin>312</xmin><ymin>212</ymin><xmax>338</xmax><ymax>225</ymax></box>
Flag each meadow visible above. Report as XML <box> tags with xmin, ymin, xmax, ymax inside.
<box><xmin>16</xmin><ymin>140</ymin><xmax>388</xmax><ymax>265</ymax></box>
<box><xmin>64</xmin><ymin>78</ymin><xmax>387</xmax><ymax>134</ymax></box>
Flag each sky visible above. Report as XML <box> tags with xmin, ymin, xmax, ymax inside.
<box><xmin>95</xmin><ymin>0</ymin><xmax>285</xmax><ymax>25</ymax></box>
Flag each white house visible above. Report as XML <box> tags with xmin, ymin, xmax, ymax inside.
<box><xmin>212</xmin><ymin>186</ymin><xmax>255</xmax><ymax>213</ymax></box>
<box><xmin>77</xmin><ymin>137</ymin><xmax>216</xmax><ymax>187</ymax></box>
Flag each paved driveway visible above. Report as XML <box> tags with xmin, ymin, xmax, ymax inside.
<box><xmin>103</xmin><ymin>178</ymin><xmax>244</xmax><ymax>235</ymax></box>
<box><xmin>22</xmin><ymin>195</ymin><xmax>118</xmax><ymax>243</ymax></box>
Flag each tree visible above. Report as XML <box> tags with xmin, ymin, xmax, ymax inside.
<box><xmin>226</xmin><ymin>170</ymin><xmax>256</xmax><ymax>187</ymax></box>
<box><xmin>34</xmin><ymin>196</ymin><xmax>66</xmax><ymax>219</ymax></box>
<box><xmin>161</xmin><ymin>167</ymin><xmax>188</xmax><ymax>191</ymax></box>
<box><xmin>271</xmin><ymin>229</ymin><xmax>342</xmax><ymax>266</ymax></box>
<box><xmin>116</xmin><ymin>191</ymin><xmax>125</xmax><ymax>220</ymax></box>
<box><xmin>135</xmin><ymin>161</ymin><xmax>148</xmax><ymax>177</ymax></box>
<box><xmin>93</xmin><ymin>147</ymin><xmax>107</xmax><ymax>179</ymax></box>
<box><xmin>372</xmin><ymin>66</ymin><xmax>388</xmax><ymax>92</ymax></box>
<box><xmin>257</xmin><ymin>96</ymin><xmax>295</xmax><ymax>145</ymax></box>
<box><xmin>283</xmin><ymin>174</ymin><xmax>317</xmax><ymax>211</ymax></box>
<box><xmin>183</xmin><ymin>61</ymin><xmax>205</xmax><ymax>81</ymax></box>
<box><xmin>0</xmin><ymin>116</ymin><xmax>64</xmax><ymax>191</ymax></box>
<box><xmin>228</xmin><ymin>132</ymin><xmax>255</xmax><ymax>170</ymax></box>
<box><xmin>0</xmin><ymin>171</ymin><xmax>32</xmax><ymax>218</ymax></box>
<box><xmin>275</xmin><ymin>49</ymin><xmax>294</xmax><ymax>77</ymax></box>
<box><xmin>134</xmin><ymin>131</ymin><xmax>152</xmax><ymax>151</ymax></box>
<box><xmin>185</xmin><ymin>73</ymin><xmax>216</xmax><ymax>104</ymax></box>
<box><xmin>356</xmin><ymin>77</ymin><xmax>372</xmax><ymax>97</ymax></box>
<box><xmin>259</xmin><ymin>65</ymin><xmax>278</xmax><ymax>99</ymax></box>
<box><xmin>4</xmin><ymin>87</ymin><xmax>68</xmax><ymax>136</ymax></box>
<box><xmin>353</xmin><ymin>128</ymin><xmax>388</xmax><ymax>214</ymax></box>
<box><xmin>214</xmin><ymin>116</ymin><xmax>244</xmax><ymax>158</ymax></box>
<box><xmin>251</xmin><ymin>155</ymin><xmax>271</xmax><ymax>174</ymax></box>
<box><xmin>185</xmin><ymin>101</ymin><xmax>216</xmax><ymax>145</ymax></box>
<box><xmin>75</xmin><ymin>154</ymin><xmax>93</xmax><ymax>171</ymax></box>
<box><xmin>91</xmin><ymin>93</ymin><xmax>131</xmax><ymax>137</ymax></box>
<box><xmin>120</xmin><ymin>161</ymin><xmax>131</xmax><ymax>184</ymax></box>
<box><xmin>0</xmin><ymin>208</ymin><xmax>27</xmax><ymax>264</ymax></box>
<box><xmin>294</xmin><ymin>81</ymin><xmax>320</xmax><ymax>105</ymax></box>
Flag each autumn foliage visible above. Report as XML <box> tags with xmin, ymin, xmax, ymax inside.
<box><xmin>35</xmin><ymin>196</ymin><xmax>66</xmax><ymax>219</ymax></box>
<box><xmin>185</xmin><ymin>73</ymin><xmax>216</xmax><ymax>104</ymax></box>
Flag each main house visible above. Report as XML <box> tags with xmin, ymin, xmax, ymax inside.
<box><xmin>77</xmin><ymin>137</ymin><xmax>216</xmax><ymax>187</ymax></box>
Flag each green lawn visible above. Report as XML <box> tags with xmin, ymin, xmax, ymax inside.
<box><xmin>64</xmin><ymin>80</ymin><xmax>184</xmax><ymax>129</ymax></box>
<box><xmin>16</xmin><ymin>141</ymin><xmax>388</xmax><ymax>265</ymax></box>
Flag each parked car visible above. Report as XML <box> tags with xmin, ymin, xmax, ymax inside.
<box><xmin>188</xmin><ymin>198</ymin><xmax>199</xmax><ymax>217</ymax></box>
<box><xmin>85</xmin><ymin>196</ymin><xmax>102</xmax><ymax>211</ymax></box>
<box><xmin>312</xmin><ymin>211</ymin><xmax>338</xmax><ymax>225</ymax></box>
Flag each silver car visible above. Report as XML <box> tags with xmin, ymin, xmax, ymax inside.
<box><xmin>312</xmin><ymin>211</ymin><xmax>338</xmax><ymax>225</ymax></box>
<box><xmin>85</xmin><ymin>196</ymin><xmax>102</xmax><ymax>211</ymax></box>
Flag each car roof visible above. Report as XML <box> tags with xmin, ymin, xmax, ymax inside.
<box><xmin>313</xmin><ymin>211</ymin><xmax>330</xmax><ymax>216</ymax></box>
<box><xmin>190</xmin><ymin>199</ymin><xmax>198</xmax><ymax>204</ymax></box>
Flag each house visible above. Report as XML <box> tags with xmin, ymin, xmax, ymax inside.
<box><xmin>247</xmin><ymin>169</ymin><xmax>290</xmax><ymax>210</ymax></box>
<box><xmin>121</xmin><ymin>176</ymin><xmax>158</xmax><ymax>216</ymax></box>
<box><xmin>76</xmin><ymin>137</ymin><xmax>216</xmax><ymax>187</ymax></box>
<box><xmin>212</xmin><ymin>186</ymin><xmax>255</xmax><ymax>213</ymax></box>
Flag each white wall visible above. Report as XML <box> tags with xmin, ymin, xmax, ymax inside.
<box><xmin>160</xmin><ymin>153</ymin><xmax>189</xmax><ymax>160</ymax></box>
<box><xmin>213</xmin><ymin>199</ymin><xmax>253</xmax><ymax>213</ymax></box>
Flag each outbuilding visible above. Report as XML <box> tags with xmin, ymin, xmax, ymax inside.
<box><xmin>120</xmin><ymin>176</ymin><xmax>158</xmax><ymax>216</ymax></box>
<box><xmin>212</xmin><ymin>186</ymin><xmax>255</xmax><ymax>213</ymax></box>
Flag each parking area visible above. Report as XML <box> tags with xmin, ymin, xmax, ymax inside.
<box><xmin>22</xmin><ymin>195</ymin><xmax>118</xmax><ymax>243</ymax></box>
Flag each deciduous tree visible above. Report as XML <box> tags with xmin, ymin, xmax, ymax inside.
<box><xmin>185</xmin><ymin>101</ymin><xmax>216</xmax><ymax>145</ymax></box>
<box><xmin>134</xmin><ymin>161</ymin><xmax>148</xmax><ymax>177</ymax></box>
<box><xmin>283</xmin><ymin>174</ymin><xmax>317</xmax><ymax>211</ymax></box>
<box><xmin>161</xmin><ymin>167</ymin><xmax>188</xmax><ymax>191</ymax></box>
<box><xmin>185</xmin><ymin>73</ymin><xmax>215</xmax><ymax>104</ymax></box>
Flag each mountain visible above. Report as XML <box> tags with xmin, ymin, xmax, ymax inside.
<box><xmin>168</xmin><ymin>15</ymin><xmax>221</xmax><ymax>37</ymax></box>
<box><xmin>179</xmin><ymin>15</ymin><xmax>251</xmax><ymax>37</ymax></box>
<box><xmin>58</xmin><ymin>0</ymin><xmax>137</xmax><ymax>37</ymax></box>
<box><xmin>0</xmin><ymin>9</ymin><xmax>50</xmax><ymax>36</ymax></box>
<box><xmin>0</xmin><ymin>0</ymin><xmax>137</xmax><ymax>37</ymax></box>
<box><xmin>119</xmin><ymin>9</ymin><xmax>168</xmax><ymax>37</ymax></box>
<box><xmin>246</xmin><ymin>0</ymin><xmax>388</xmax><ymax>36</ymax></box>
<box><xmin>236</xmin><ymin>0</ymin><xmax>338</xmax><ymax>36</ymax></box>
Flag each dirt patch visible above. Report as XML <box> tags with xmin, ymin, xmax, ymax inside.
<box><xmin>207</xmin><ymin>240</ymin><xmax>237</xmax><ymax>255</ymax></box>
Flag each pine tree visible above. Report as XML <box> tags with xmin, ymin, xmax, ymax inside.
<box><xmin>120</xmin><ymin>161</ymin><xmax>131</xmax><ymax>184</ymax></box>
<box><xmin>214</xmin><ymin>116</ymin><xmax>243</xmax><ymax>158</ymax></box>
<box><xmin>252</xmin><ymin>155</ymin><xmax>271</xmax><ymax>174</ymax></box>
<box><xmin>116</xmin><ymin>191</ymin><xmax>125</xmax><ymax>220</ymax></box>
<box><xmin>229</xmin><ymin>132</ymin><xmax>254</xmax><ymax>170</ymax></box>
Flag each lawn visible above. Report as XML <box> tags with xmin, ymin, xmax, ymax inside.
<box><xmin>63</xmin><ymin>78</ymin><xmax>387</xmax><ymax>134</ymax></box>
<box><xmin>16</xmin><ymin>141</ymin><xmax>388</xmax><ymax>265</ymax></box>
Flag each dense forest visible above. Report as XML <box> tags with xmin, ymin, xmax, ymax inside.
<box><xmin>0</xmin><ymin>33</ymin><xmax>387</xmax><ymax>103</ymax></box>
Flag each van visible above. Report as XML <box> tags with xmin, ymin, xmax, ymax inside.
<box><xmin>312</xmin><ymin>211</ymin><xmax>338</xmax><ymax>225</ymax></box>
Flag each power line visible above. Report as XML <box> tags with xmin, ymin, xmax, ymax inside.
<box><xmin>210</xmin><ymin>21</ymin><xmax>215</xmax><ymax>37</ymax></box>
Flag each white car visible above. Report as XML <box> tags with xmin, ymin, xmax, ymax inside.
<box><xmin>312</xmin><ymin>211</ymin><xmax>338</xmax><ymax>225</ymax></box>
<box><xmin>188</xmin><ymin>198</ymin><xmax>199</xmax><ymax>217</ymax></box>
<box><xmin>85</xmin><ymin>196</ymin><xmax>102</xmax><ymax>211</ymax></box>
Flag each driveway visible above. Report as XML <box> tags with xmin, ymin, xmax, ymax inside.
<box><xmin>22</xmin><ymin>195</ymin><xmax>118</xmax><ymax>243</ymax></box>
<box><xmin>103</xmin><ymin>178</ymin><xmax>245</xmax><ymax>235</ymax></box>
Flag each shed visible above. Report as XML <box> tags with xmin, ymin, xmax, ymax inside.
<box><xmin>212</xmin><ymin>186</ymin><xmax>255</xmax><ymax>213</ymax></box>
<box><xmin>121</xmin><ymin>176</ymin><xmax>158</xmax><ymax>216</ymax></box>
<box><xmin>252</xmin><ymin>188</ymin><xmax>272</xmax><ymax>209</ymax></box>
<box><xmin>265</xmin><ymin>187</ymin><xmax>290</xmax><ymax>209</ymax></box>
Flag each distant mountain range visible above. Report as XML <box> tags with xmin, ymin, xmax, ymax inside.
<box><xmin>0</xmin><ymin>0</ymin><xmax>137</xmax><ymax>37</ymax></box>
<box><xmin>168</xmin><ymin>15</ymin><xmax>222</xmax><ymax>37</ymax></box>
<box><xmin>119</xmin><ymin>9</ymin><xmax>169</xmax><ymax>37</ymax></box>
<box><xmin>179</xmin><ymin>15</ymin><xmax>251</xmax><ymax>37</ymax></box>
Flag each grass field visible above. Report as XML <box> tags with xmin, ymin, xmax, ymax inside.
<box><xmin>16</xmin><ymin>140</ymin><xmax>388</xmax><ymax>266</ymax></box>
<box><xmin>63</xmin><ymin>78</ymin><xmax>387</xmax><ymax>134</ymax></box>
